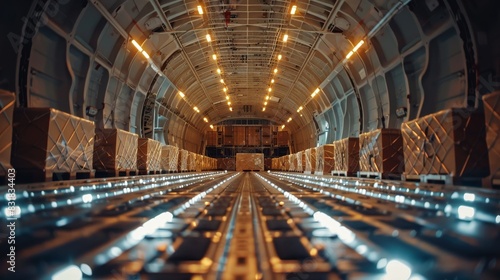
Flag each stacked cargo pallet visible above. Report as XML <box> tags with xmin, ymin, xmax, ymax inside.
<box><xmin>358</xmin><ymin>129</ymin><xmax>403</xmax><ymax>179</ymax></box>
<box><xmin>332</xmin><ymin>138</ymin><xmax>359</xmax><ymax>177</ymax></box>
<box><xmin>137</xmin><ymin>138</ymin><xmax>162</xmax><ymax>175</ymax></box>
<box><xmin>12</xmin><ymin>108</ymin><xmax>95</xmax><ymax>182</ymax></box>
<box><xmin>0</xmin><ymin>90</ymin><xmax>14</xmax><ymax>184</ymax></box>
<box><xmin>304</xmin><ymin>148</ymin><xmax>316</xmax><ymax>174</ymax></box>
<box><xmin>315</xmin><ymin>145</ymin><xmax>335</xmax><ymax>175</ymax></box>
<box><xmin>94</xmin><ymin>128</ymin><xmax>138</xmax><ymax>177</ymax></box>
<box><xmin>482</xmin><ymin>91</ymin><xmax>499</xmax><ymax>188</ymax></box>
<box><xmin>402</xmin><ymin>108</ymin><xmax>489</xmax><ymax>185</ymax></box>
<box><xmin>160</xmin><ymin>145</ymin><xmax>179</xmax><ymax>173</ymax></box>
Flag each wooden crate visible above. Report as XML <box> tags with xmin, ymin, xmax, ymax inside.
<box><xmin>262</xmin><ymin>126</ymin><xmax>271</xmax><ymax>136</ymax></box>
<box><xmin>304</xmin><ymin>148</ymin><xmax>316</xmax><ymax>174</ymax></box>
<box><xmin>264</xmin><ymin>158</ymin><xmax>272</xmax><ymax>170</ymax></box>
<box><xmin>218</xmin><ymin>158</ymin><xmax>236</xmax><ymax>171</ymax></box>
<box><xmin>160</xmin><ymin>145</ymin><xmax>179</xmax><ymax>172</ymax></box>
<box><xmin>277</xmin><ymin>131</ymin><xmax>289</xmax><ymax>146</ymax></box>
<box><xmin>284</xmin><ymin>155</ymin><xmax>291</xmax><ymax>171</ymax></box>
<box><xmin>206</xmin><ymin>131</ymin><xmax>217</xmax><ymax>146</ymax></box>
<box><xmin>402</xmin><ymin>108</ymin><xmax>489</xmax><ymax>178</ymax></box>
<box><xmin>94</xmin><ymin>128</ymin><xmax>137</xmax><ymax>172</ymax></box>
<box><xmin>296</xmin><ymin>151</ymin><xmax>304</xmax><ymax>172</ymax></box>
<box><xmin>178</xmin><ymin>149</ymin><xmax>189</xmax><ymax>172</ymax></box>
<box><xmin>332</xmin><ymin>137</ymin><xmax>359</xmax><ymax>175</ymax></box>
<box><xmin>137</xmin><ymin>138</ymin><xmax>162</xmax><ymax>173</ymax></box>
<box><xmin>247</xmin><ymin>126</ymin><xmax>261</xmax><ymax>146</ymax></box>
<box><xmin>359</xmin><ymin>130</ymin><xmax>402</xmax><ymax>175</ymax></box>
<box><xmin>12</xmin><ymin>108</ymin><xmax>95</xmax><ymax>182</ymax></box>
<box><xmin>484</xmin><ymin>91</ymin><xmax>500</xmax><ymax>187</ymax></box>
<box><xmin>234</xmin><ymin>126</ymin><xmax>246</xmax><ymax>146</ymax></box>
<box><xmin>315</xmin><ymin>145</ymin><xmax>334</xmax><ymax>175</ymax></box>
<box><xmin>0</xmin><ymin>90</ymin><xmax>15</xmax><ymax>181</ymax></box>
<box><xmin>236</xmin><ymin>153</ymin><xmax>264</xmax><ymax>171</ymax></box>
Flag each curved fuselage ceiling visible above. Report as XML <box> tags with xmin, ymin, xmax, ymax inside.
<box><xmin>0</xmin><ymin>0</ymin><xmax>498</xmax><ymax>153</ymax></box>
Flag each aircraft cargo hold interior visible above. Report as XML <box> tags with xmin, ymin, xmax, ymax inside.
<box><xmin>0</xmin><ymin>0</ymin><xmax>499</xmax><ymax>279</ymax></box>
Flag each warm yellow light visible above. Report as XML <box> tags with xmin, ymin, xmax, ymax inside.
<box><xmin>274</xmin><ymin>68</ymin><xmax>278</xmax><ymax>74</ymax></box>
<box><xmin>212</xmin><ymin>54</ymin><xmax>217</xmax><ymax>60</ymax></box>
<box><xmin>283</xmin><ymin>34</ymin><xmax>288</xmax><ymax>42</ymax></box>
<box><xmin>229</xmin><ymin>107</ymin><xmax>233</xmax><ymax>111</ymax></box>
<box><xmin>228</xmin><ymin>101</ymin><xmax>231</xmax><ymax>105</ymax></box>
<box><xmin>268</xmin><ymin>87</ymin><xmax>272</xmax><ymax>92</ymax></box>
<box><xmin>266</xmin><ymin>95</ymin><xmax>269</xmax><ymax>100</ymax></box>
<box><xmin>226</xmin><ymin>95</ymin><xmax>229</xmax><ymax>100</ymax></box>
<box><xmin>353</xmin><ymin>40</ymin><xmax>365</xmax><ymax>52</ymax></box>
<box><xmin>206</xmin><ymin>34</ymin><xmax>212</xmax><ymax>42</ymax></box>
<box><xmin>217</xmin><ymin>68</ymin><xmax>221</xmax><ymax>74</ymax></box>
<box><xmin>179</xmin><ymin>91</ymin><xmax>185</xmax><ymax>98</ymax></box>
<box><xmin>346</xmin><ymin>51</ymin><xmax>354</xmax><ymax>59</ymax></box>
<box><xmin>264</xmin><ymin>101</ymin><xmax>268</xmax><ymax>105</ymax></box>
<box><xmin>281</xmin><ymin>125</ymin><xmax>285</xmax><ymax>129</ymax></box>
<box><xmin>197</xmin><ymin>5</ymin><xmax>203</xmax><ymax>15</ymax></box>
<box><xmin>220</xmin><ymin>79</ymin><xmax>224</xmax><ymax>84</ymax></box>
<box><xmin>223</xmin><ymin>87</ymin><xmax>227</xmax><ymax>92</ymax></box>
<box><xmin>142</xmin><ymin>51</ymin><xmax>150</xmax><ymax>59</ymax></box>
<box><xmin>278</xmin><ymin>54</ymin><xmax>282</xmax><ymax>60</ymax></box>
<box><xmin>262</xmin><ymin>107</ymin><xmax>266</xmax><ymax>111</ymax></box>
<box><xmin>287</xmin><ymin>117</ymin><xmax>292</xmax><ymax>122</ymax></box>
<box><xmin>311</xmin><ymin>88</ymin><xmax>320</xmax><ymax>97</ymax></box>
<box><xmin>203</xmin><ymin>117</ymin><xmax>208</xmax><ymax>122</ymax></box>
<box><xmin>210</xmin><ymin>124</ymin><xmax>214</xmax><ymax>129</ymax></box>
<box><xmin>297</xmin><ymin>106</ymin><xmax>303</xmax><ymax>112</ymax></box>
<box><xmin>271</xmin><ymin>79</ymin><xmax>275</xmax><ymax>83</ymax></box>
<box><xmin>291</xmin><ymin>5</ymin><xmax>297</xmax><ymax>15</ymax></box>
<box><xmin>194</xmin><ymin>106</ymin><xmax>199</xmax><ymax>112</ymax></box>
<box><xmin>131</xmin><ymin>40</ymin><xmax>143</xmax><ymax>52</ymax></box>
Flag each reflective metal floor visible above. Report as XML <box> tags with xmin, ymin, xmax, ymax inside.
<box><xmin>1</xmin><ymin>172</ymin><xmax>499</xmax><ymax>280</ymax></box>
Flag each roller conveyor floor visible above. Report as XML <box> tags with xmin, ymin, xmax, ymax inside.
<box><xmin>1</xmin><ymin>171</ymin><xmax>499</xmax><ymax>280</ymax></box>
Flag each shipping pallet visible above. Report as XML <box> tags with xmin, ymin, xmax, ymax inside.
<box><xmin>357</xmin><ymin>171</ymin><xmax>401</xmax><ymax>180</ymax></box>
<box><xmin>161</xmin><ymin>170</ymin><xmax>178</xmax><ymax>174</ymax></box>
<box><xmin>401</xmin><ymin>174</ymin><xmax>421</xmax><ymax>182</ymax></box>
<box><xmin>331</xmin><ymin>170</ymin><xmax>357</xmax><ymax>177</ymax></box>
<box><xmin>138</xmin><ymin>170</ymin><xmax>162</xmax><ymax>175</ymax></box>
<box><xmin>14</xmin><ymin>169</ymin><xmax>96</xmax><ymax>183</ymax></box>
<box><xmin>95</xmin><ymin>169</ymin><xmax>138</xmax><ymax>178</ymax></box>
<box><xmin>418</xmin><ymin>174</ymin><xmax>483</xmax><ymax>187</ymax></box>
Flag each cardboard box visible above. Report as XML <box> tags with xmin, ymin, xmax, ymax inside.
<box><xmin>304</xmin><ymin>148</ymin><xmax>316</xmax><ymax>173</ymax></box>
<box><xmin>332</xmin><ymin>138</ymin><xmax>359</xmax><ymax>173</ymax></box>
<box><xmin>178</xmin><ymin>149</ymin><xmax>189</xmax><ymax>171</ymax></box>
<box><xmin>359</xmin><ymin>129</ymin><xmax>403</xmax><ymax>174</ymax></box>
<box><xmin>236</xmin><ymin>153</ymin><xmax>264</xmax><ymax>171</ymax></box>
<box><xmin>218</xmin><ymin>158</ymin><xmax>236</xmax><ymax>171</ymax></box>
<box><xmin>315</xmin><ymin>145</ymin><xmax>334</xmax><ymax>175</ymax></box>
<box><xmin>296</xmin><ymin>151</ymin><xmax>304</xmax><ymax>172</ymax></box>
<box><xmin>402</xmin><ymin>108</ymin><xmax>489</xmax><ymax>177</ymax></box>
<box><xmin>0</xmin><ymin>90</ymin><xmax>15</xmax><ymax>179</ymax></box>
<box><xmin>161</xmin><ymin>145</ymin><xmax>179</xmax><ymax>172</ymax></box>
<box><xmin>94</xmin><ymin>128</ymin><xmax>137</xmax><ymax>171</ymax></box>
<box><xmin>137</xmin><ymin>138</ymin><xmax>162</xmax><ymax>172</ymax></box>
<box><xmin>484</xmin><ymin>91</ymin><xmax>500</xmax><ymax>187</ymax></box>
<box><xmin>12</xmin><ymin>108</ymin><xmax>95</xmax><ymax>175</ymax></box>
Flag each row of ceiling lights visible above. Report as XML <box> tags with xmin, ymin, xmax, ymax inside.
<box><xmin>274</xmin><ymin>4</ymin><xmax>297</xmax><ymax>130</ymax></box>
